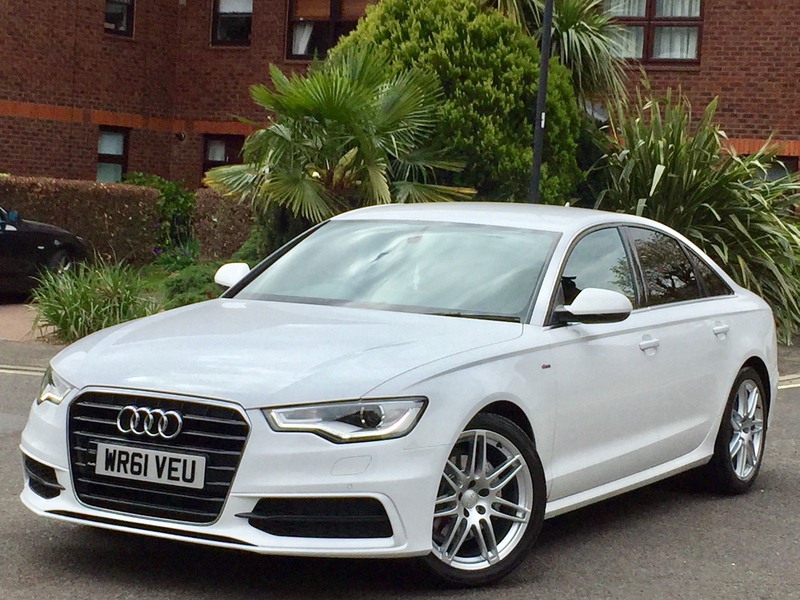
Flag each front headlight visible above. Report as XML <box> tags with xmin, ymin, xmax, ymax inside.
<box><xmin>37</xmin><ymin>366</ymin><xmax>73</xmax><ymax>405</ymax></box>
<box><xmin>264</xmin><ymin>397</ymin><xmax>427</xmax><ymax>443</ymax></box>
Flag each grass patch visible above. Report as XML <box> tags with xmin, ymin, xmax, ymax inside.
<box><xmin>32</xmin><ymin>261</ymin><xmax>162</xmax><ymax>343</ymax></box>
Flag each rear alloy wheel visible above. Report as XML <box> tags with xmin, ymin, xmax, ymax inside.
<box><xmin>424</xmin><ymin>414</ymin><xmax>545</xmax><ymax>586</ymax></box>
<box><xmin>705</xmin><ymin>367</ymin><xmax>767</xmax><ymax>494</ymax></box>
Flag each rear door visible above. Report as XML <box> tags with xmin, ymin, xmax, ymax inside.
<box><xmin>624</xmin><ymin>227</ymin><xmax>740</xmax><ymax>454</ymax></box>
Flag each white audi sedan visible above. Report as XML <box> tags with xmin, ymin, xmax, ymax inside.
<box><xmin>20</xmin><ymin>203</ymin><xmax>776</xmax><ymax>586</ymax></box>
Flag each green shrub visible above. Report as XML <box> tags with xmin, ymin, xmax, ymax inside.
<box><xmin>154</xmin><ymin>238</ymin><xmax>200</xmax><ymax>272</ymax></box>
<box><xmin>31</xmin><ymin>261</ymin><xmax>161</xmax><ymax>343</ymax></box>
<box><xmin>335</xmin><ymin>0</ymin><xmax>582</xmax><ymax>202</ymax></box>
<box><xmin>163</xmin><ymin>262</ymin><xmax>225</xmax><ymax>308</ymax></box>
<box><xmin>0</xmin><ymin>176</ymin><xmax>159</xmax><ymax>264</ymax></box>
<box><xmin>596</xmin><ymin>89</ymin><xmax>800</xmax><ymax>341</ymax></box>
<box><xmin>123</xmin><ymin>172</ymin><xmax>196</xmax><ymax>256</ymax></box>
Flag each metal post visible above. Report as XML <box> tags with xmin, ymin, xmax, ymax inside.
<box><xmin>528</xmin><ymin>0</ymin><xmax>555</xmax><ymax>204</ymax></box>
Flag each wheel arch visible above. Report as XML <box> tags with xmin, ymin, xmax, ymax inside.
<box><xmin>742</xmin><ymin>356</ymin><xmax>771</xmax><ymax>411</ymax></box>
<box><xmin>477</xmin><ymin>400</ymin><xmax>535</xmax><ymax>446</ymax></box>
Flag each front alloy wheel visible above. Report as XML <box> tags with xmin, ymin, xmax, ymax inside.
<box><xmin>424</xmin><ymin>414</ymin><xmax>545</xmax><ymax>586</ymax></box>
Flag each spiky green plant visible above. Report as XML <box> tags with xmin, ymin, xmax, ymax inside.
<box><xmin>31</xmin><ymin>260</ymin><xmax>161</xmax><ymax>343</ymax></box>
<box><xmin>204</xmin><ymin>48</ymin><xmax>473</xmax><ymax>222</ymax></box>
<box><xmin>596</xmin><ymin>89</ymin><xmax>800</xmax><ymax>341</ymax></box>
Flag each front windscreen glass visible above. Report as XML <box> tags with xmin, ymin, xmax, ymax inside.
<box><xmin>235</xmin><ymin>220</ymin><xmax>558</xmax><ymax>321</ymax></box>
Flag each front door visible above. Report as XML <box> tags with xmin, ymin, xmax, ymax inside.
<box><xmin>545</xmin><ymin>226</ymin><xmax>666</xmax><ymax>501</ymax></box>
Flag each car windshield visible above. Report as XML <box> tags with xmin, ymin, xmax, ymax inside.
<box><xmin>234</xmin><ymin>220</ymin><xmax>558</xmax><ymax>321</ymax></box>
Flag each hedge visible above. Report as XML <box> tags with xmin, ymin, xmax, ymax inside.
<box><xmin>193</xmin><ymin>188</ymin><xmax>253</xmax><ymax>261</ymax></box>
<box><xmin>0</xmin><ymin>176</ymin><xmax>160</xmax><ymax>264</ymax></box>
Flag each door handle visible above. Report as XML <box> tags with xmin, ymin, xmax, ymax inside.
<box><xmin>639</xmin><ymin>337</ymin><xmax>660</xmax><ymax>351</ymax></box>
<box><xmin>712</xmin><ymin>323</ymin><xmax>730</xmax><ymax>337</ymax></box>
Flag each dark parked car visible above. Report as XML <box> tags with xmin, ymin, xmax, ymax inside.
<box><xmin>0</xmin><ymin>206</ymin><xmax>88</xmax><ymax>294</ymax></box>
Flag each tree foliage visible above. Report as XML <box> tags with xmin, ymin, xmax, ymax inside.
<box><xmin>596</xmin><ymin>89</ymin><xmax>800</xmax><ymax>341</ymax></box>
<box><xmin>336</xmin><ymin>0</ymin><xmax>583</xmax><ymax>203</ymax></box>
<box><xmin>204</xmin><ymin>49</ymin><xmax>472</xmax><ymax>223</ymax></box>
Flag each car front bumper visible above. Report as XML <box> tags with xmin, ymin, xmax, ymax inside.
<box><xmin>20</xmin><ymin>390</ymin><xmax>449</xmax><ymax>558</ymax></box>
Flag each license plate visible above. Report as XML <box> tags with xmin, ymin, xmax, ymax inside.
<box><xmin>95</xmin><ymin>442</ymin><xmax>206</xmax><ymax>490</ymax></box>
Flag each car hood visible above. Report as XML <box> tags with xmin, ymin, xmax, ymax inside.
<box><xmin>53</xmin><ymin>299</ymin><xmax>522</xmax><ymax>409</ymax></box>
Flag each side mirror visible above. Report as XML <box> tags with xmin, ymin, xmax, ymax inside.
<box><xmin>7</xmin><ymin>210</ymin><xmax>19</xmax><ymax>224</ymax></box>
<box><xmin>554</xmin><ymin>288</ymin><xmax>633</xmax><ymax>324</ymax></box>
<box><xmin>214</xmin><ymin>262</ymin><xmax>251</xmax><ymax>289</ymax></box>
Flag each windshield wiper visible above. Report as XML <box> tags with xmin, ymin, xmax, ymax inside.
<box><xmin>428</xmin><ymin>312</ymin><xmax>521</xmax><ymax>323</ymax></box>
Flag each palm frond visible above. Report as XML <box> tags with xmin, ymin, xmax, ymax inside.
<box><xmin>206</xmin><ymin>48</ymin><xmax>468</xmax><ymax>222</ymax></box>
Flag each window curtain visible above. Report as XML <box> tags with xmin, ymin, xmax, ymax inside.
<box><xmin>614</xmin><ymin>26</ymin><xmax>644</xmax><ymax>58</ymax></box>
<box><xmin>219</xmin><ymin>0</ymin><xmax>252</xmax><ymax>14</ymax></box>
<box><xmin>292</xmin><ymin>22</ymin><xmax>314</xmax><ymax>55</ymax></box>
<box><xmin>656</xmin><ymin>0</ymin><xmax>701</xmax><ymax>17</ymax></box>
<box><xmin>653</xmin><ymin>26</ymin><xmax>698</xmax><ymax>58</ymax></box>
<box><xmin>604</xmin><ymin>0</ymin><xmax>646</xmax><ymax>17</ymax></box>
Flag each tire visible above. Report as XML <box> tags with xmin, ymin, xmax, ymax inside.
<box><xmin>47</xmin><ymin>249</ymin><xmax>74</xmax><ymax>275</ymax></box>
<box><xmin>422</xmin><ymin>413</ymin><xmax>546</xmax><ymax>586</ymax></box>
<box><xmin>703</xmin><ymin>366</ymin><xmax>768</xmax><ymax>495</ymax></box>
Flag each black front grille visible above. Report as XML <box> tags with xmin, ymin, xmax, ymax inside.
<box><xmin>68</xmin><ymin>391</ymin><xmax>249</xmax><ymax>524</ymax></box>
<box><xmin>24</xmin><ymin>455</ymin><xmax>64</xmax><ymax>499</ymax></box>
<box><xmin>240</xmin><ymin>498</ymin><xmax>393</xmax><ymax>538</ymax></box>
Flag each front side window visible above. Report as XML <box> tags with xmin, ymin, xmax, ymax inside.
<box><xmin>763</xmin><ymin>156</ymin><xmax>799</xmax><ymax>181</ymax></box>
<box><xmin>604</xmin><ymin>0</ymin><xmax>701</xmax><ymax>62</ymax></box>
<box><xmin>97</xmin><ymin>128</ymin><xmax>129</xmax><ymax>183</ymax></box>
<box><xmin>236</xmin><ymin>220</ymin><xmax>558</xmax><ymax>321</ymax></box>
<box><xmin>287</xmin><ymin>0</ymin><xmax>372</xmax><ymax>59</ymax></box>
<box><xmin>559</xmin><ymin>227</ymin><xmax>635</xmax><ymax>306</ymax></box>
<box><xmin>213</xmin><ymin>0</ymin><xmax>253</xmax><ymax>46</ymax></box>
<box><xmin>628</xmin><ymin>227</ymin><xmax>701</xmax><ymax>305</ymax></box>
<box><xmin>203</xmin><ymin>135</ymin><xmax>245</xmax><ymax>176</ymax></box>
<box><xmin>105</xmin><ymin>0</ymin><xmax>134</xmax><ymax>36</ymax></box>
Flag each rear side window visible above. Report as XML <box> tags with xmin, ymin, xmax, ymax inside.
<box><xmin>560</xmin><ymin>228</ymin><xmax>635</xmax><ymax>305</ymax></box>
<box><xmin>628</xmin><ymin>227</ymin><xmax>701</xmax><ymax>306</ymax></box>
<box><xmin>686</xmin><ymin>249</ymin><xmax>734</xmax><ymax>297</ymax></box>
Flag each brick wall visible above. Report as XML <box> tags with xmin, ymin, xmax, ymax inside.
<box><xmin>0</xmin><ymin>0</ymin><xmax>295</xmax><ymax>188</ymax></box>
<box><xmin>0</xmin><ymin>0</ymin><xmax>797</xmax><ymax>189</ymax></box>
<box><xmin>632</xmin><ymin>0</ymin><xmax>800</xmax><ymax>150</ymax></box>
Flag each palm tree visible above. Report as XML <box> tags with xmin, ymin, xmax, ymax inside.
<box><xmin>485</xmin><ymin>0</ymin><xmax>627</xmax><ymax>103</ymax></box>
<box><xmin>531</xmin><ymin>0</ymin><xmax>627</xmax><ymax>103</ymax></box>
<box><xmin>204</xmin><ymin>49</ymin><xmax>473</xmax><ymax>223</ymax></box>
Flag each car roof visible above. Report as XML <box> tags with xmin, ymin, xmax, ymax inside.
<box><xmin>333</xmin><ymin>202</ymin><xmax>663</xmax><ymax>237</ymax></box>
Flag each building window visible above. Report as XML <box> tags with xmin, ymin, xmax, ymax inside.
<box><xmin>212</xmin><ymin>0</ymin><xmax>253</xmax><ymax>46</ymax></box>
<box><xmin>105</xmin><ymin>0</ymin><xmax>134</xmax><ymax>36</ymax></box>
<box><xmin>764</xmin><ymin>156</ymin><xmax>799</xmax><ymax>181</ymax></box>
<box><xmin>97</xmin><ymin>128</ymin><xmax>129</xmax><ymax>183</ymax></box>
<box><xmin>287</xmin><ymin>0</ymin><xmax>372</xmax><ymax>59</ymax></box>
<box><xmin>604</xmin><ymin>0</ymin><xmax>702</xmax><ymax>62</ymax></box>
<box><xmin>203</xmin><ymin>135</ymin><xmax>245</xmax><ymax>175</ymax></box>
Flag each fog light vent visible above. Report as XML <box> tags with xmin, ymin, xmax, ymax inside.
<box><xmin>23</xmin><ymin>455</ymin><xmax>64</xmax><ymax>499</ymax></box>
<box><xmin>238</xmin><ymin>497</ymin><xmax>393</xmax><ymax>539</ymax></box>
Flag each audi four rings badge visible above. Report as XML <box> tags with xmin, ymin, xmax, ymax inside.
<box><xmin>116</xmin><ymin>405</ymin><xmax>183</xmax><ymax>440</ymax></box>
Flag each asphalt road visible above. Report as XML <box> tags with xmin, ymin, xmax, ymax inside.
<box><xmin>1</xmin><ymin>357</ymin><xmax>799</xmax><ymax>599</ymax></box>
